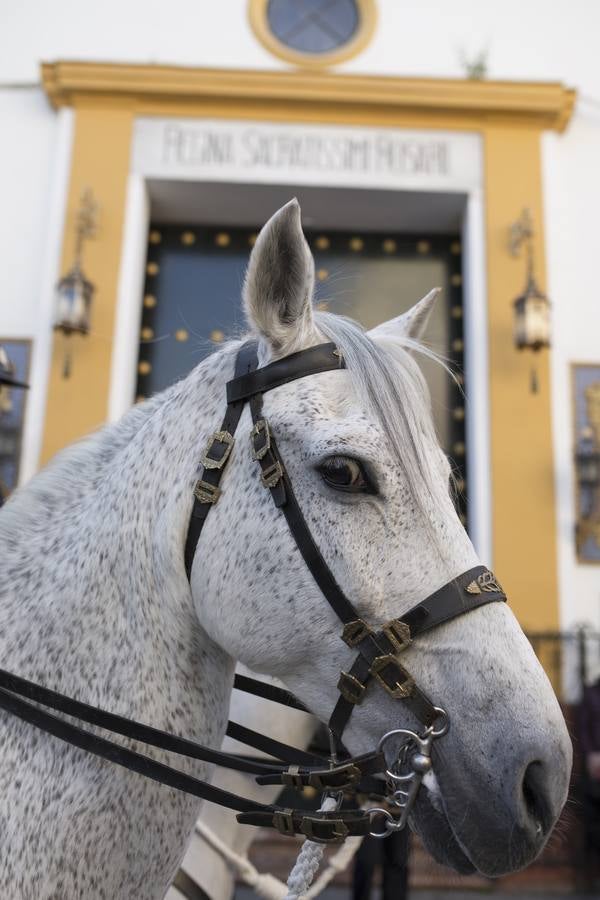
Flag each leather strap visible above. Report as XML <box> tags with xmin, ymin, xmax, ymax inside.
<box><xmin>399</xmin><ymin>565</ymin><xmax>505</xmax><ymax>638</ymax></box>
<box><xmin>255</xmin><ymin>750</ymin><xmax>385</xmax><ymax>789</ymax></box>
<box><xmin>0</xmin><ymin>668</ymin><xmax>291</xmax><ymax>777</ymax></box>
<box><xmin>184</xmin><ymin>342</ymin><xmax>259</xmax><ymax>579</ymax></box>
<box><xmin>226</xmin><ymin>342</ymin><xmax>344</xmax><ymax>404</ymax></box>
<box><xmin>236</xmin><ymin>807</ymin><xmax>371</xmax><ymax>842</ymax></box>
<box><xmin>233</xmin><ymin>673</ymin><xmax>308</xmax><ymax>712</ymax></box>
<box><xmin>0</xmin><ymin>679</ymin><xmax>371</xmax><ymax>839</ymax></box>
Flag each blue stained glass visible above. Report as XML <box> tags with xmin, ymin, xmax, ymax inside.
<box><xmin>267</xmin><ymin>0</ymin><xmax>360</xmax><ymax>55</ymax></box>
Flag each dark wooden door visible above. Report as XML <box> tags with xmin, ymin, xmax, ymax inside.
<box><xmin>137</xmin><ymin>225</ymin><xmax>466</xmax><ymax>523</ymax></box>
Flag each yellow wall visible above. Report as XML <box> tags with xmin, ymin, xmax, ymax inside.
<box><xmin>41</xmin><ymin>101</ymin><xmax>133</xmax><ymax>464</ymax></box>
<box><xmin>484</xmin><ymin>127</ymin><xmax>557</xmax><ymax>629</ymax></box>
<box><xmin>40</xmin><ymin>64</ymin><xmax>574</xmax><ymax>629</ymax></box>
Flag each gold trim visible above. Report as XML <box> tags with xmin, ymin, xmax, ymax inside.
<box><xmin>41</xmin><ymin>62</ymin><xmax>576</xmax><ymax>133</ymax></box>
<box><xmin>248</xmin><ymin>0</ymin><xmax>377</xmax><ymax>70</ymax></box>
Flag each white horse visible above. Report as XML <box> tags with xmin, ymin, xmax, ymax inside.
<box><xmin>0</xmin><ymin>199</ymin><xmax>571</xmax><ymax>899</ymax></box>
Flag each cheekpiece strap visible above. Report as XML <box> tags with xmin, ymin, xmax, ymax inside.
<box><xmin>184</xmin><ymin>341</ymin><xmax>259</xmax><ymax>579</ymax></box>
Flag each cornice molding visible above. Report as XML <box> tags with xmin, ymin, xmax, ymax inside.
<box><xmin>41</xmin><ymin>61</ymin><xmax>576</xmax><ymax>133</ymax></box>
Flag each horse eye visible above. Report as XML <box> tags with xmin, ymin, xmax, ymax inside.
<box><xmin>318</xmin><ymin>456</ymin><xmax>372</xmax><ymax>493</ymax></box>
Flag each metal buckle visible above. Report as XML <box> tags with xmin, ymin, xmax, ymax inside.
<box><xmin>341</xmin><ymin>619</ymin><xmax>371</xmax><ymax>647</ymax></box>
<box><xmin>261</xmin><ymin>460</ymin><xmax>283</xmax><ymax>489</ymax></box>
<box><xmin>193</xmin><ymin>479</ymin><xmax>221</xmax><ymax>505</ymax></box>
<box><xmin>382</xmin><ymin>620</ymin><xmax>411</xmax><ymax>653</ymax></box>
<box><xmin>300</xmin><ymin>815</ymin><xmax>349</xmax><ymax>844</ymax></box>
<box><xmin>201</xmin><ymin>430</ymin><xmax>235</xmax><ymax>470</ymax></box>
<box><xmin>281</xmin><ymin>766</ymin><xmax>304</xmax><ymax>789</ymax></box>
<box><xmin>272</xmin><ymin>809</ymin><xmax>296</xmax><ymax>837</ymax></box>
<box><xmin>308</xmin><ymin>763</ymin><xmax>361</xmax><ymax>791</ymax></box>
<box><xmin>371</xmin><ymin>655</ymin><xmax>414</xmax><ymax>699</ymax></box>
<box><xmin>250</xmin><ymin>419</ymin><xmax>271</xmax><ymax>460</ymax></box>
<box><xmin>337</xmin><ymin>671</ymin><xmax>367</xmax><ymax>705</ymax></box>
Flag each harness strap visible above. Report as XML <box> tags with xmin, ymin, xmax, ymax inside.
<box><xmin>247</xmin><ymin>390</ymin><xmax>441</xmax><ymax>732</ymax></box>
<box><xmin>0</xmin><ymin>668</ymin><xmax>295</xmax><ymax>777</ymax></box>
<box><xmin>0</xmin><ymin>680</ymin><xmax>373</xmax><ymax>839</ymax></box>
<box><xmin>184</xmin><ymin>342</ymin><xmax>259</xmax><ymax>579</ymax></box>
<box><xmin>233</xmin><ymin>673</ymin><xmax>308</xmax><ymax>712</ymax></box>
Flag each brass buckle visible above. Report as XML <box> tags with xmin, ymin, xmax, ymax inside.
<box><xmin>250</xmin><ymin>419</ymin><xmax>271</xmax><ymax>460</ymax></box>
<box><xmin>341</xmin><ymin>619</ymin><xmax>371</xmax><ymax>647</ymax></box>
<box><xmin>337</xmin><ymin>671</ymin><xmax>367</xmax><ymax>705</ymax></box>
<box><xmin>300</xmin><ymin>815</ymin><xmax>349</xmax><ymax>844</ymax></box>
<box><xmin>201</xmin><ymin>430</ymin><xmax>235</xmax><ymax>470</ymax></box>
<box><xmin>371</xmin><ymin>655</ymin><xmax>414</xmax><ymax>699</ymax></box>
<box><xmin>261</xmin><ymin>460</ymin><xmax>283</xmax><ymax>489</ymax></box>
<box><xmin>272</xmin><ymin>809</ymin><xmax>296</xmax><ymax>837</ymax></box>
<box><xmin>382</xmin><ymin>619</ymin><xmax>411</xmax><ymax>653</ymax></box>
<box><xmin>193</xmin><ymin>479</ymin><xmax>221</xmax><ymax>505</ymax></box>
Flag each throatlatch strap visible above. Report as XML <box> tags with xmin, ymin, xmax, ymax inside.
<box><xmin>184</xmin><ymin>342</ymin><xmax>259</xmax><ymax>578</ymax></box>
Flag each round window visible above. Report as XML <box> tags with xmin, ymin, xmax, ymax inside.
<box><xmin>249</xmin><ymin>0</ymin><xmax>376</xmax><ymax>67</ymax></box>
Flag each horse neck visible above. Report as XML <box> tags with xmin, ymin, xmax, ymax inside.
<box><xmin>0</xmin><ymin>344</ymin><xmax>239</xmax><ymax>737</ymax></box>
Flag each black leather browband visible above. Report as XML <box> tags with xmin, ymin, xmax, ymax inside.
<box><xmin>226</xmin><ymin>342</ymin><xmax>345</xmax><ymax>404</ymax></box>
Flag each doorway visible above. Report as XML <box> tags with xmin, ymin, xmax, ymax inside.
<box><xmin>137</xmin><ymin>223</ymin><xmax>467</xmax><ymax>525</ymax></box>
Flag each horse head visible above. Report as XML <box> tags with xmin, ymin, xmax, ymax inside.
<box><xmin>192</xmin><ymin>199</ymin><xmax>572</xmax><ymax>876</ymax></box>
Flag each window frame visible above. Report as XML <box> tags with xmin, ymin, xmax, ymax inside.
<box><xmin>248</xmin><ymin>0</ymin><xmax>377</xmax><ymax>68</ymax></box>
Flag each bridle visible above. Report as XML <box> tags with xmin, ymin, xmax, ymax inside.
<box><xmin>0</xmin><ymin>339</ymin><xmax>506</xmax><ymax>845</ymax></box>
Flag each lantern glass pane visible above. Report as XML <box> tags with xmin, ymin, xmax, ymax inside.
<box><xmin>55</xmin><ymin>272</ymin><xmax>93</xmax><ymax>334</ymax></box>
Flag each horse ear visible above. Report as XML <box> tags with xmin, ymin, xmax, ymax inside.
<box><xmin>243</xmin><ymin>198</ymin><xmax>315</xmax><ymax>352</ymax></box>
<box><xmin>369</xmin><ymin>288</ymin><xmax>441</xmax><ymax>343</ymax></box>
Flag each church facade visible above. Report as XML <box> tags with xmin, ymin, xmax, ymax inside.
<box><xmin>1</xmin><ymin>0</ymin><xmax>599</xmax><ymax>664</ymax></box>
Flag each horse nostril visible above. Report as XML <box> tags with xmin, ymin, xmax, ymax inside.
<box><xmin>521</xmin><ymin>761</ymin><xmax>552</xmax><ymax>837</ymax></box>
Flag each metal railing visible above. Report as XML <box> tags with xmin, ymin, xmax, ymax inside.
<box><xmin>525</xmin><ymin>626</ymin><xmax>600</xmax><ymax>704</ymax></box>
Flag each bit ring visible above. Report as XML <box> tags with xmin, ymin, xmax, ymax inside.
<box><xmin>368</xmin><ymin>807</ymin><xmax>402</xmax><ymax>839</ymax></box>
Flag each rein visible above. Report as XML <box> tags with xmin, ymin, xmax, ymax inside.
<box><xmin>0</xmin><ymin>340</ymin><xmax>506</xmax><ymax>845</ymax></box>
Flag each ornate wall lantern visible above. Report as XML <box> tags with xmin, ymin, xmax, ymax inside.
<box><xmin>54</xmin><ymin>188</ymin><xmax>98</xmax><ymax>377</ymax></box>
<box><xmin>509</xmin><ymin>209</ymin><xmax>551</xmax><ymax>392</ymax></box>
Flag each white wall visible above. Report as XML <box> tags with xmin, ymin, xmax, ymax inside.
<box><xmin>1</xmin><ymin>0</ymin><xmax>599</xmax><ymax>629</ymax></box>
<box><xmin>0</xmin><ymin>87</ymin><xmax>67</xmax><ymax>484</ymax></box>
<box><xmin>0</xmin><ymin>89</ymin><xmax>56</xmax><ymax>336</ymax></box>
<box><xmin>1</xmin><ymin>0</ymin><xmax>600</xmax><ymax>94</ymax></box>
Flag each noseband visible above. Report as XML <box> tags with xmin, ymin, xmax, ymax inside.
<box><xmin>0</xmin><ymin>340</ymin><xmax>506</xmax><ymax>845</ymax></box>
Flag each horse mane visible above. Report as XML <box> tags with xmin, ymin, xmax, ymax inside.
<box><xmin>314</xmin><ymin>310</ymin><xmax>450</xmax><ymax>518</ymax></box>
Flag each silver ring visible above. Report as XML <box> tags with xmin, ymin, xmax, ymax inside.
<box><xmin>368</xmin><ymin>807</ymin><xmax>400</xmax><ymax>839</ymax></box>
<box><xmin>377</xmin><ymin>727</ymin><xmax>421</xmax><ymax>754</ymax></box>
<box><xmin>429</xmin><ymin>707</ymin><xmax>449</xmax><ymax>738</ymax></box>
